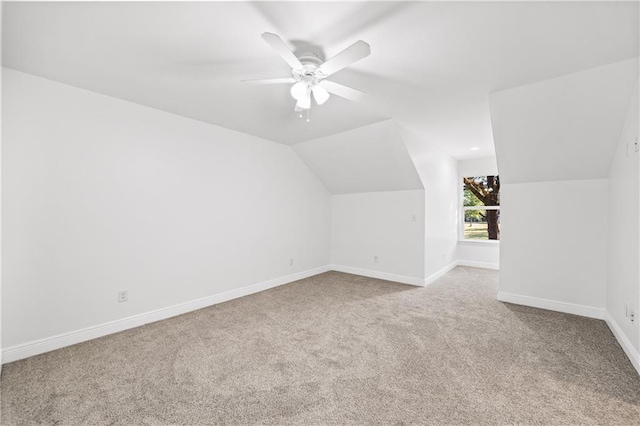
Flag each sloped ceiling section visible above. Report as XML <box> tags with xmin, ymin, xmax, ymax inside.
<box><xmin>489</xmin><ymin>58</ymin><xmax>639</xmax><ymax>184</ymax></box>
<box><xmin>292</xmin><ymin>120</ymin><xmax>423</xmax><ymax>194</ymax></box>
<box><xmin>5</xmin><ymin>2</ymin><xmax>637</xmax><ymax>154</ymax></box>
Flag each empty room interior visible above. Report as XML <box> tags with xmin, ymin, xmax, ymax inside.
<box><xmin>1</xmin><ymin>1</ymin><xmax>640</xmax><ymax>424</ymax></box>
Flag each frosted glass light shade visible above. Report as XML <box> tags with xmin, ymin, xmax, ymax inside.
<box><xmin>297</xmin><ymin>91</ymin><xmax>311</xmax><ymax>109</ymax></box>
<box><xmin>290</xmin><ymin>82</ymin><xmax>307</xmax><ymax>100</ymax></box>
<box><xmin>312</xmin><ymin>85</ymin><xmax>330</xmax><ymax>105</ymax></box>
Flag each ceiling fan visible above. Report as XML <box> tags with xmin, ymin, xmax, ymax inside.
<box><xmin>243</xmin><ymin>33</ymin><xmax>371</xmax><ymax>117</ymax></box>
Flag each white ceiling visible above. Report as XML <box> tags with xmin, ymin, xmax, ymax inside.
<box><xmin>490</xmin><ymin>58</ymin><xmax>639</xmax><ymax>184</ymax></box>
<box><xmin>3</xmin><ymin>1</ymin><xmax>639</xmax><ymax>158</ymax></box>
<box><xmin>293</xmin><ymin>120</ymin><xmax>422</xmax><ymax>194</ymax></box>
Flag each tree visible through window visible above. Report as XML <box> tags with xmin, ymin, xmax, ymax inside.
<box><xmin>462</xmin><ymin>176</ymin><xmax>500</xmax><ymax>240</ymax></box>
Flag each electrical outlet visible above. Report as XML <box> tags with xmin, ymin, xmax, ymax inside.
<box><xmin>374</xmin><ymin>255</ymin><xmax>378</xmax><ymax>263</ymax></box>
<box><xmin>289</xmin><ymin>258</ymin><xmax>294</xmax><ymax>266</ymax></box>
<box><xmin>118</xmin><ymin>290</ymin><xmax>128</xmax><ymax>303</ymax></box>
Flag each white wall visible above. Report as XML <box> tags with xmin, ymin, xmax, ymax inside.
<box><xmin>423</xmin><ymin>152</ymin><xmax>459</xmax><ymax>279</ymax></box>
<box><xmin>331</xmin><ymin>190</ymin><xmax>425</xmax><ymax>284</ymax></box>
<box><xmin>490</xmin><ymin>58</ymin><xmax>640</xmax><ymax>372</ymax></box>
<box><xmin>401</xmin><ymin>127</ymin><xmax>459</xmax><ymax>280</ymax></box>
<box><xmin>457</xmin><ymin>157</ymin><xmax>500</xmax><ymax>269</ymax></box>
<box><xmin>0</xmin><ymin>2</ymin><xmax>4</xmax><ymax>372</ymax></box>
<box><xmin>607</xmin><ymin>79</ymin><xmax>639</xmax><ymax>352</ymax></box>
<box><xmin>2</xmin><ymin>68</ymin><xmax>332</xmax><ymax>349</ymax></box>
<box><xmin>457</xmin><ymin>243</ymin><xmax>499</xmax><ymax>270</ymax></box>
<box><xmin>499</xmin><ymin>179</ymin><xmax>608</xmax><ymax>317</ymax></box>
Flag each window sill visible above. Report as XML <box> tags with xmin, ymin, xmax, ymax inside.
<box><xmin>458</xmin><ymin>240</ymin><xmax>500</xmax><ymax>246</ymax></box>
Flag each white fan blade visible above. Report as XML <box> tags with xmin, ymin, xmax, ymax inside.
<box><xmin>318</xmin><ymin>40</ymin><xmax>370</xmax><ymax>77</ymax></box>
<box><xmin>312</xmin><ymin>85</ymin><xmax>330</xmax><ymax>105</ymax></box>
<box><xmin>318</xmin><ymin>80</ymin><xmax>365</xmax><ymax>102</ymax></box>
<box><xmin>261</xmin><ymin>33</ymin><xmax>303</xmax><ymax>70</ymax></box>
<box><xmin>241</xmin><ymin>77</ymin><xmax>296</xmax><ymax>85</ymax></box>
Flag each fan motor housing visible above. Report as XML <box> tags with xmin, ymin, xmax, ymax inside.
<box><xmin>298</xmin><ymin>52</ymin><xmax>323</xmax><ymax>67</ymax></box>
<box><xmin>292</xmin><ymin>54</ymin><xmax>327</xmax><ymax>83</ymax></box>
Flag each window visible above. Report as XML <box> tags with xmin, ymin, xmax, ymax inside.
<box><xmin>462</xmin><ymin>176</ymin><xmax>500</xmax><ymax>241</ymax></box>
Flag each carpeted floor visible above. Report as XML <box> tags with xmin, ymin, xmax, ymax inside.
<box><xmin>1</xmin><ymin>267</ymin><xmax>640</xmax><ymax>425</ymax></box>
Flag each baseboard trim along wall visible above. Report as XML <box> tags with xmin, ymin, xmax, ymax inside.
<box><xmin>457</xmin><ymin>260</ymin><xmax>499</xmax><ymax>270</ymax></box>
<box><xmin>424</xmin><ymin>262</ymin><xmax>459</xmax><ymax>286</ymax></box>
<box><xmin>329</xmin><ymin>264</ymin><xmax>425</xmax><ymax>287</ymax></box>
<box><xmin>2</xmin><ymin>265</ymin><xmax>331</xmax><ymax>364</ymax></box>
<box><xmin>330</xmin><ymin>261</ymin><xmax>488</xmax><ymax>288</ymax></box>
<box><xmin>496</xmin><ymin>292</ymin><xmax>640</xmax><ymax>377</ymax></box>
<box><xmin>2</xmin><ymin>262</ymin><xmax>497</xmax><ymax>364</ymax></box>
<box><xmin>605</xmin><ymin>312</ymin><xmax>640</xmax><ymax>377</ymax></box>
<box><xmin>496</xmin><ymin>291</ymin><xmax>606</xmax><ymax>320</ymax></box>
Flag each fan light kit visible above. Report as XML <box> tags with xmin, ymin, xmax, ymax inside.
<box><xmin>242</xmin><ymin>33</ymin><xmax>371</xmax><ymax>121</ymax></box>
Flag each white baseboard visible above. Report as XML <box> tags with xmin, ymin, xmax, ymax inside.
<box><xmin>424</xmin><ymin>262</ymin><xmax>459</xmax><ymax>286</ymax></box>
<box><xmin>0</xmin><ymin>262</ymin><xmax>502</xmax><ymax>365</ymax></box>
<box><xmin>496</xmin><ymin>291</ymin><xmax>605</xmax><ymax>320</ymax></box>
<box><xmin>605</xmin><ymin>312</ymin><xmax>640</xmax><ymax>377</ymax></box>
<box><xmin>329</xmin><ymin>264</ymin><xmax>425</xmax><ymax>287</ymax></box>
<box><xmin>329</xmin><ymin>261</ymin><xmax>489</xmax><ymax>288</ymax></box>
<box><xmin>456</xmin><ymin>260</ymin><xmax>499</xmax><ymax>270</ymax></box>
<box><xmin>2</xmin><ymin>265</ymin><xmax>331</xmax><ymax>364</ymax></box>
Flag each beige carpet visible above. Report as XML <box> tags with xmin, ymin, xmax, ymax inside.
<box><xmin>1</xmin><ymin>267</ymin><xmax>639</xmax><ymax>425</ymax></box>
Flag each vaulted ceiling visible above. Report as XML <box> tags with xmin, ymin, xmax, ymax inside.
<box><xmin>3</xmin><ymin>1</ymin><xmax>639</xmax><ymax>159</ymax></box>
<box><xmin>490</xmin><ymin>59</ymin><xmax>639</xmax><ymax>184</ymax></box>
<box><xmin>293</xmin><ymin>120</ymin><xmax>422</xmax><ymax>194</ymax></box>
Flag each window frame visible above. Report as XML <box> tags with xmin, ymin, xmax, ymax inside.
<box><xmin>459</xmin><ymin>176</ymin><xmax>501</xmax><ymax>244</ymax></box>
